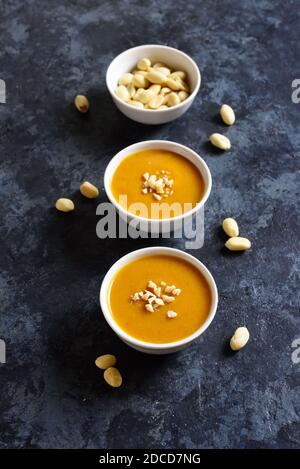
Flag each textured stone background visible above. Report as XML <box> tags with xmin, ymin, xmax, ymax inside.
<box><xmin>0</xmin><ymin>0</ymin><xmax>299</xmax><ymax>449</ymax></box>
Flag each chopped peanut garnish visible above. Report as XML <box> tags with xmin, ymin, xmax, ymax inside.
<box><xmin>141</xmin><ymin>170</ymin><xmax>174</xmax><ymax>200</ymax></box>
<box><xmin>167</xmin><ymin>311</ymin><xmax>177</xmax><ymax>318</ymax></box>
<box><xmin>130</xmin><ymin>280</ymin><xmax>182</xmax><ymax>317</ymax></box>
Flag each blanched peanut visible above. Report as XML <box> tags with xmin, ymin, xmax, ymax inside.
<box><xmin>55</xmin><ymin>198</ymin><xmax>74</xmax><ymax>212</ymax></box>
<box><xmin>158</xmin><ymin>105</ymin><xmax>168</xmax><ymax>110</ymax></box>
<box><xmin>161</xmin><ymin>87</ymin><xmax>171</xmax><ymax>95</ymax></box>
<box><xmin>95</xmin><ymin>354</ymin><xmax>116</xmax><ymax>370</ymax></box>
<box><xmin>155</xmin><ymin>67</ymin><xmax>171</xmax><ymax>76</ymax></box>
<box><xmin>134</xmin><ymin>88</ymin><xmax>155</xmax><ymax>104</ymax></box>
<box><xmin>80</xmin><ymin>181</ymin><xmax>99</xmax><ymax>199</ymax></box>
<box><xmin>176</xmin><ymin>78</ymin><xmax>189</xmax><ymax>92</ymax></box>
<box><xmin>118</xmin><ymin>73</ymin><xmax>133</xmax><ymax>86</ymax></box>
<box><xmin>170</xmin><ymin>71</ymin><xmax>187</xmax><ymax>80</ymax></box>
<box><xmin>225</xmin><ymin>237</ymin><xmax>251</xmax><ymax>251</ymax></box>
<box><xmin>148</xmin><ymin>94</ymin><xmax>164</xmax><ymax>109</ymax></box>
<box><xmin>149</xmin><ymin>84</ymin><xmax>161</xmax><ymax>94</ymax></box>
<box><xmin>209</xmin><ymin>133</ymin><xmax>231</xmax><ymax>150</ymax></box>
<box><xmin>116</xmin><ymin>85</ymin><xmax>130</xmax><ymax>102</ymax></box>
<box><xmin>230</xmin><ymin>327</ymin><xmax>250</xmax><ymax>351</ymax></box>
<box><xmin>146</xmin><ymin>70</ymin><xmax>167</xmax><ymax>85</ymax></box>
<box><xmin>166</xmin><ymin>77</ymin><xmax>182</xmax><ymax>91</ymax></box>
<box><xmin>178</xmin><ymin>90</ymin><xmax>189</xmax><ymax>102</ymax></box>
<box><xmin>137</xmin><ymin>58</ymin><xmax>151</xmax><ymax>71</ymax></box>
<box><xmin>220</xmin><ymin>104</ymin><xmax>235</xmax><ymax>125</ymax></box>
<box><xmin>153</xmin><ymin>62</ymin><xmax>167</xmax><ymax>69</ymax></box>
<box><xmin>104</xmin><ymin>367</ymin><xmax>122</xmax><ymax>387</ymax></box>
<box><xmin>128</xmin><ymin>100</ymin><xmax>144</xmax><ymax>109</ymax></box>
<box><xmin>127</xmin><ymin>83</ymin><xmax>136</xmax><ymax>99</ymax></box>
<box><xmin>167</xmin><ymin>92</ymin><xmax>181</xmax><ymax>107</ymax></box>
<box><xmin>133</xmin><ymin>69</ymin><xmax>148</xmax><ymax>76</ymax></box>
<box><xmin>222</xmin><ymin>218</ymin><xmax>239</xmax><ymax>237</ymax></box>
<box><xmin>74</xmin><ymin>95</ymin><xmax>89</xmax><ymax>113</ymax></box>
<box><xmin>132</xmin><ymin>73</ymin><xmax>149</xmax><ymax>88</ymax></box>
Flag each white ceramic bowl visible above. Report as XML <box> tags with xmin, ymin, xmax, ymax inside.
<box><xmin>106</xmin><ymin>44</ymin><xmax>201</xmax><ymax>124</ymax></box>
<box><xmin>100</xmin><ymin>247</ymin><xmax>218</xmax><ymax>354</ymax></box>
<box><xmin>104</xmin><ymin>140</ymin><xmax>212</xmax><ymax>234</ymax></box>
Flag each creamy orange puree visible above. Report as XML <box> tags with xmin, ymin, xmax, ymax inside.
<box><xmin>110</xmin><ymin>149</ymin><xmax>205</xmax><ymax>219</ymax></box>
<box><xmin>108</xmin><ymin>255</ymin><xmax>212</xmax><ymax>343</ymax></box>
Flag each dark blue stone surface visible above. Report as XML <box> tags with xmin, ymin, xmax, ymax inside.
<box><xmin>0</xmin><ymin>0</ymin><xmax>299</xmax><ymax>449</ymax></box>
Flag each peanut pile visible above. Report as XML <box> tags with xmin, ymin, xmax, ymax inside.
<box><xmin>115</xmin><ymin>58</ymin><xmax>190</xmax><ymax>110</ymax></box>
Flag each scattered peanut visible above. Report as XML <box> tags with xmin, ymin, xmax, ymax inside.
<box><xmin>220</xmin><ymin>104</ymin><xmax>235</xmax><ymax>125</ymax></box>
<box><xmin>115</xmin><ymin>58</ymin><xmax>190</xmax><ymax>109</ymax></box>
<box><xmin>222</xmin><ymin>218</ymin><xmax>239</xmax><ymax>237</ymax></box>
<box><xmin>104</xmin><ymin>367</ymin><xmax>122</xmax><ymax>387</ymax></box>
<box><xmin>80</xmin><ymin>181</ymin><xmax>99</xmax><ymax>199</ymax></box>
<box><xmin>74</xmin><ymin>94</ymin><xmax>89</xmax><ymax>113</ymax></box>
<box><xmin>95</xmin><ymin>354</ymin><xmax>117</xmax><ymax>370</ymax></box>
<box><xmin>225</xmin><ymin>237</ymin><xmax>251</xmax><ymax>251</ymax></box>
<box><xmin>230</xmin><ymin>327</ymin><xmax>250</xmax><ymax>351</ymax></box>
<box><xmin>55</xmin><ymin>198</ymin><xmax>74</xmax><ymax>212</ymax></box>
<box><xmin>209</xmin><ymin>133</ymin><xmax>231</xmax><ymax>150</ymax></box>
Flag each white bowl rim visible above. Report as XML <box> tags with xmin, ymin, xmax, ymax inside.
<box><xmin>104</xmin><ymin>139</ymin><xmax>212</xmax><ymax>223</ymax></box>
<box><xmin>106</xmin><ymin>44</ymin><xmax>201</xmax><ymax>113</ymax></box>
<box><xmin>100</xmin><ymin>246</ymin><xmax>218</xmax><ymax>350</ymax></box>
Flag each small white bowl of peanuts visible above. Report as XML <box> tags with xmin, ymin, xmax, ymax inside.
<box><xmin>106</xmin><ymin>44</ymin><xmax>201</xmax><ymax>125</ymax></box>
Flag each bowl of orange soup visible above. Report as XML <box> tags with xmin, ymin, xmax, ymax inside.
<box><xmin>104</xmin><ymin>140</ymin><xmax>212</xmax><ymax>234</ymax></box>
<box><xmin>100</xmin><ymin>247</ymin><xmax>218</xmax><ymax>354</ymax></box>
